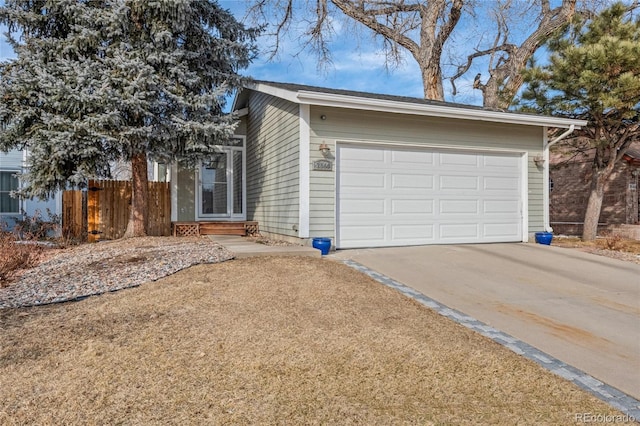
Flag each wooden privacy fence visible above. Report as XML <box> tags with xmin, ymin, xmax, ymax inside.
<box><xmin>63</xmin><ymin>179</ymin><xmax>171</xmax><ymax>242</ymax></box>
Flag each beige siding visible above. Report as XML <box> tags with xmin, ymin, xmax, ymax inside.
<box><xmin>528</xmin><ymin>160</ymin><xmax>545</xmax><ymax>231</ymax></box>
<box><xmin>246</xmin><ymin>92</ymin><xmax>300</xmax><ymax>237</ymax></box>
<box><xmin>308</xmin><ymin>106</ymin><xmax>545</xmax><ymax>239</ymax></box>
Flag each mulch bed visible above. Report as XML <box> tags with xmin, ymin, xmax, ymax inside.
<box><xmin>0</xmin><ymin>237</ymin><xmax>233</xmax><ymax>308</ymax></box>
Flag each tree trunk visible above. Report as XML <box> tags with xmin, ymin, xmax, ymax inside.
<box><xmin>422</xmin><ymin>64</ymin><xmax>444</xmax><ymax>101</ymax></box>
<box><xmin>123</xmin><ymin>152</ymin><xmax>148</xmax><ymax>238</ymax></box>
<box><xmin>582</xmin><ymin>170</ymin><xmax>608</xmax><ymax>241</ymax></box>
<box><xmin>482</xmin><ymin>78</ymin><xmax>502</xmax><ymax>109</ymax></box>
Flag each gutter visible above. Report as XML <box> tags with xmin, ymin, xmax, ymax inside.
<box><xmin>543</xmin><ymin>124</ymin><xmax>576</xmax><ymax>232</ymax></box>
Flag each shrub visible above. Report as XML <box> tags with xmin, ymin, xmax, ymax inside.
<box><xmin>598</xmin><ymin>232</ymin><xmax>625</xmax><ymax>251</ymax></box>
<box><xmin>0</xmin><ymin>230</ymin><xmax>43</xmax><ymax>287</ymax></box>
<box><xmin>13</xmin><ymin>209</ymin><xmax>61</xmax><ymax>241</ymax></box>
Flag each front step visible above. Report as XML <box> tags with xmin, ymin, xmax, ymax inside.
<box><xmin>172</xmin><ymin>221</ymin><xmax>259</xmax><ymax>237</ymax></box>
<box><xmin>200</xmin><ymin>222</ymin><xmax>246</xmax><ymax>236</ymax></box>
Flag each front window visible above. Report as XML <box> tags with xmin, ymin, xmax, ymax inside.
<box><xmin>0</xmin><ymin>171</ymin><xmax>20</xmax><ymax>214</ymax></box>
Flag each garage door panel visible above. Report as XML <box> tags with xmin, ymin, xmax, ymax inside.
<box><xmin>439</xmin><ymin>199</ymin><xmax>479</xmax><ymax>214</ymax></box>
<box><xmin>483</xmin><ymin>155</ymin><xmax>520</xmax><ymax>168</ymax></box>
<box><xmin>392</xmin><ymin>199</ymin><xmax>434</xmax><ymax>214</ymax></box>
<box><xmin>341</xmin><ymin>147</ymin><xmax>384</xmax><ymax>162</ymax></box>
<box><xmin>391</xmin><ymin>150</ymin><xmax>433</xmax><ymax>165</ymax></box>
<box><xmin>484</xmin><ymin>223</ymin><xmax>521</xmax><ymax>238</ymax></box>
<box><xmin>439</xmin><ymin>175</ymin><xmax>479</xmax><ymax>190</ymax></box>
<box><xmin>483</xmin><ymin>199</ymin><xmax>520</xmax><ymax>214</ymax></box>
<box><xmin>484</xmin><ymin>176</ymin><xmax>519</xmax><ymax>191</ymax></box>
<box><xmin>439</xmin><ymin>223</ymin><xmax>480</xmax><ymax>239</ymax></box>
<box><xmin>341</xmin><ymin>199</ymin><xmax>386</xmax><ymax>214</ymax></box>
<box><xmin>337</xmin><ymin>145</ymin><xmax>523</xmax><ymax>248</ymax></box>
<box><xmin>392</xmin><ymin>224</ymin><xmax>434</xmax><ymax>240</ymax></box>
<box><xmin>340</xmin><ymin>172</ymin><xmax>385</xmax><ymax>189</ymax></box>
<box><xmin>392</xmin><ymin>174</ymin><xmax>434</xmax><ymax>189</ymax></box>
<box><xmin>340</xmin><ymin>225</ymin><xmax>385</xmax><ymax>241</ymax></box>
<box><xmin>440</xmin><ymin>152</ymin><xmax>479</xmax><ymax>167</ymax></box>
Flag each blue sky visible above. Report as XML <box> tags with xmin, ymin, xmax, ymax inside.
<box><xmin>0</xmin><ymin>0</ymin><xmax>496</xmax><ymax>107</ymax></box>
<box><xmin>217</xmin><ymin>0</ymin><xmax>483</xmax><ymax>105</ymax></box>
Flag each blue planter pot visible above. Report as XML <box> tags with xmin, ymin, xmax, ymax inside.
<box><xmin>312</xmin><ymin>237</ymin><xmax>332</xmax><ymax>255</ymax></box>
<box><xmin>535</xmin><ymin>232</ymin><xmax>553</xmax><ymax>245</ymax></box>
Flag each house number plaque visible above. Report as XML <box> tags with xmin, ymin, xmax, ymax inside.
<box><xmin>313</xmin><ymin>159</ymin><xmax>333</xmax><ymax>171</ymax></box>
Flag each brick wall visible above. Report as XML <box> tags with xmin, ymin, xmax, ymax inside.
<box><xmin>550</xmin><ymin>159</ymin><xmax>639</xmax><ymax>235</ymax></box>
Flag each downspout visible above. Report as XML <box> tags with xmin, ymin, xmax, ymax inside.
<box><xmin>543</xmin><ymin>124</ymin><xmax>575</xmax><ymax>232</ymax></box>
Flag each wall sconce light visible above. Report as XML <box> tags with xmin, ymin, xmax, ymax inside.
<box><xmin>319</xmin><ymin>142</ymin><xmax>331</xmax><ymax>156</ymax></box>
<box><xmin>533</xmin><ymin>155</ymin><xmax>544</xmax><ymax>167</ymax></box>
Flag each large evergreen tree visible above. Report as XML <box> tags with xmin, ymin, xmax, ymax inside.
<box><xmin>0</xmin><ymin>0</ymin><xmax>258</xmax><ymax>237</ymax></box>
<box><xmin>518</xmin><ymin>2</ymin><xmax>640</xmax><ymax>241</ymax></box>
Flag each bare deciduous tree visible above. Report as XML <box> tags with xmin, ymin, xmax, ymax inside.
<box><xmin>247</xmin><ymin>0</ymin><xmax>615</xmax><ymax>108</ymax></box>
<box><xmin>451</xmin><ymin>0</ymin><xmax>581</xmax><ymax>108</ymax></box>
<box><xmin>249</xmin><ymin>0</ymin><xmax>464</xmax><ymax>101</ymax></box>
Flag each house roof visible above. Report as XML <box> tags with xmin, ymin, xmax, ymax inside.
<box><xmin>233</xmin><ymin>80</ymin><xmax>587</xmax><ymax>129</ymax></box>
<box><xmin>625</xmin><ymin>141</ymin><xmax>640</xmax><ymax>158</ymax></box>
<box><xmin>623</xmin><ymin>141</ymin><xmax>640</xmax><ymax>165</ymax></box>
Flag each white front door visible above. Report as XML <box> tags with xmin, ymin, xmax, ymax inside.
<box><xmin>197</xmin><ymin>142</ymin><xmax>245</xmax><ymax>220</ymax></box>
<box><xmin>337</xmin><ymin>144</ymin><xmax>524</xmax><ymax>249</ymax></box>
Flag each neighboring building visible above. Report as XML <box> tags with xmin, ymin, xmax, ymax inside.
<box><xmin>550</xmin><ymin>141</ymin><xmax>640</xmax><ymax>235</ymax></box>
<box><xmin>170</xmin><ymin>81</ymin><xmax>585</xmax><ymax>249</ymax></box>
<box><xmin>0</xmin><ymin>149</ymin><xmax>62</xmax><ymax>230</ymax></box>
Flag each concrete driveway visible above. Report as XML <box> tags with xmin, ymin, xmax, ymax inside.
<box><xmin>331</xmin><ymin>243</ymin><xmax>640</xmax><ymax>400</ymax></box>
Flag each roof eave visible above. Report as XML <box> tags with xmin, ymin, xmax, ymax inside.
<box><xmin>297</xmin><ymin>91</ymin><xmax>586</xmax><ymax>129</ymax></box>
<box><xmin>247</xmin><ymin>82</ymin><xmax>587</xmax><ymax>129</ymax></box>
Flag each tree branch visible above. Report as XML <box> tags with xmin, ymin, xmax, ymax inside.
<box><xmin>434</xmin><ymin>0</ymin><xmax>463</xmax><ymax>56</ymax></box>
<box><xmin>332</xmin><ymin>0</ymin><xmax>420</xmax><ymax>56</ymax></box>
<box><xmin>449</xmin><ymin>43</ymin><xmax>517</xmax><ymax>95</ymax></box>
<box><xmin>450</xmin><ymin>0</ymin><xmax>578</xmax><ymax>107</ymax></box>
<box><xmin>353</xmin><ymin>2</ymin><xmax>421</xmax><ymax>16</ymax></box>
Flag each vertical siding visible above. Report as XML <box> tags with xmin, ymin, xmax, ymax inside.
<box><xmin>234</xmin><ymin>116</ymin><xmax>247</xmax><ymax>136</ymax></box>
<box><xmin>528</xmin><ymin>158</ymin><xmax>545</xmax><ymax>231</ymax></box>
<box><xmin>176</xmin><ymin>162</ymin><xmax>196</xmax><ymax>221</ymax></box>
<box><xmin>308</xmin><ymin>107</ymin><xmax>546</xmax><ymax>239</ymax></box>
<box><xmin>0</xmin><ymin>149</ymin><xmax>24</xmax><ymax>170</ymax></box>
<box><xmin>246</xmin><ymin>92</ymin><xmax>300</xmax><ymax>237</ymax></box>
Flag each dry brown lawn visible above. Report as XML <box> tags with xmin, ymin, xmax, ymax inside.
<box><xmin>551</xmin><ymin>235</ymin><xmax>640</xmax><ymax>265</ymax></box>
<box><xmin>553</xmin><ymin>235</ymin><xmax>640</xmax><ymax>255</ymax></box>
<box><xmin>0</xmin><ymin>257</ymin><xmax>626</xmax><ymax>425</ymax></box>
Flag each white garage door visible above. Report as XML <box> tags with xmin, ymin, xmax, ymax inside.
<box><xmin>337</xmin><ymin>144</ymin><xmax>523</xmax><ymax>248</ymax></box>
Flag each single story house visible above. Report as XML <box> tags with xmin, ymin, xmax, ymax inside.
<box><xmin>0</xmin><ymin>149</ymin><xmax>62</xmax><ymax>230</ymax></box>
<box><xmin>550</xmin><ymin>141</ymin><xmax>640</xmax><ymax>235</ymax></box>
<box><xmin>170</xmin><ymin>81</ymin><xmax>586</xmax><ymax>249</ymax></box>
